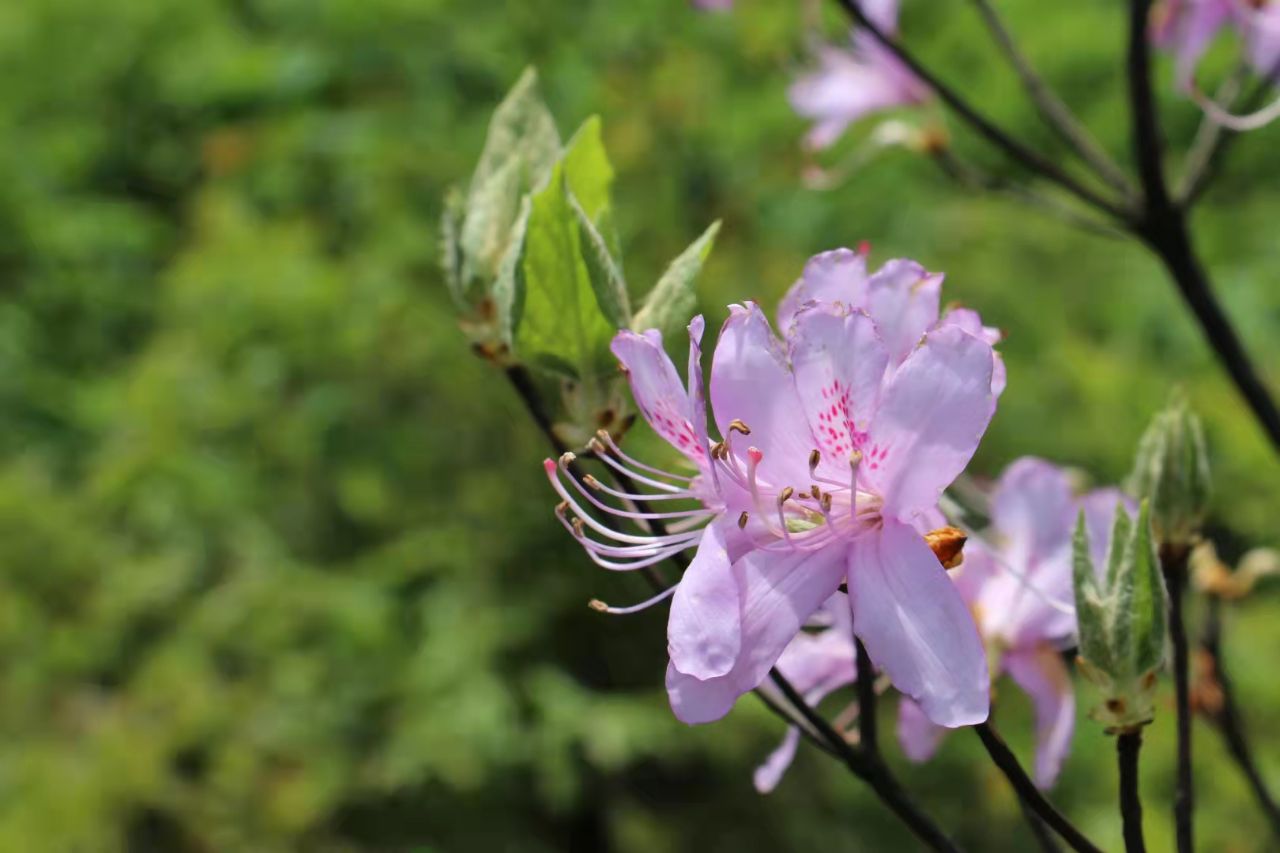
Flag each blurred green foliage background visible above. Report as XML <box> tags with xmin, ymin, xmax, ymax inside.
<box><xmin>3</xmin><ymin>0</ymin><xmax>1279</xmax><ymax>849</ymax></box>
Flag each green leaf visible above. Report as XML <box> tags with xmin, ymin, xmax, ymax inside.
<box><xmin>1129</xmin><ymin>499</ymin><xmax>1168</xmax><ymax>674</ymax></box>
<box><xmin>1072</xmin><ymin>512</ymin><xmax>1113</xmax><ymax>677</ymax></box>
<box><xmin>461</xmin><ymin>154</ymin><xmax>524</xmax><ymax>285</ymax></box>
<box><xmin>440</xmin><ymin>187</ymin><xmax>466</xmax><ymax>307</ymax></box>
<box><xmin>516</xmin><ymin>119</ymin><xmax>617</xmax><ymax>381</ymax></box>
<box><xmin>469</xmin><ymin>67</ymin><xmax>560</xmax><ymax>202</ymax></box>
<box><xmin>492</xmin><ymin>196</ymin><xmax>531</xmax><ymax>344</ymax></box>
<box><xmin>632</xmin><ymin>220</ymin><xmax>719</xmax><ymax>340</ymax></box>
<box><xmin>570</xmin><ymin>192</ymin><xmax>629</xmax><ymax>328</ymax></box>
<box><xmin>1104</xmin><ymin>502</ymin><xmax>1132</xmax><ymax>590</ymax></box>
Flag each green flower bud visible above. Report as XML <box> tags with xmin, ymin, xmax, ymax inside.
<box><xmin>1072</xmin><ymin>499</ymin><xmax>1169</xmax><ymax>733</ymax></box>
<box><xmin>1126</xmin><ymin>390</ymin><xmax>1211</xmax><ymax>553</ymax></box>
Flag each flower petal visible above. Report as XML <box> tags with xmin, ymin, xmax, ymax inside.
<box><xmin>864</xmin><ymin>324</ymin><xmax>996</xmax><ymax>517</ymax></box>
<box><xmin>790</xmin><ymin>305</ymin><xmax>888</xmax><ymax>474</ymax></box>
<box><xmin>754</xmin><ymin>726</ymin><xmax>803</xmax><ymax>794</ymax></box>
<box><xmin>866</xmin><ymin>259</ymin><xmax>943</xmax><ymax>366</ymax></box>
<box><xmin>666</xmin><ymin>544</ymin><xmax>847</xmax><ymax>724</ymax></box>
<box><xmin>667</xmin><ymin>521</ymin><xmax>741</xmax><ymax>679</ymax></box>
<box><xmin>849</xmin><ymin>519</ymin><xmax>990</xmax><ymax>727</ymax></box>
<box><xmin>611</xmin><ymin>329</ymin><xmax>705</xmax><ymax>465</ymax></box>
<box><xmin>776</xmin><ymin>249</ymin><xmax>870</xmax><ymax>337</ymax></box>
<box><xmin>991</xmin><ymin>457</ymin><xmax>1076</xmax><ymax>571</ymax></box>
<box><xmin>1005</xmin><ymin>646</ymin><xmax>1075</xmax><ymax>789</ymax></box>
<box><xmin>896</xmin><ymin>696</ymin><xmax>946</xmax><ymax>762</ymax></box>
<box><xmin>710</xmin><ymin>303</ymin><xmax>815</xmax><ymax>486</ymax></box>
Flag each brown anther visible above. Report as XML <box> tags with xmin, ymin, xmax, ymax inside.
<box><xmin>779</xmin><ymin>486</ymin><xmax>794</xmax><ymax>503</ymax></box>
<box><xmin>728</xmin><ymin>419</ymin><xmax>752</xmax><ymax>436</ymax></box>
<box><xmin>555</xmin><ymin>501</ymin><xmax>569</xmax><ymax>515</ymax></box>
<box><xmin>571</xmin><ymin>518</ymin><xmax>586</xmax><ymax>538</ymax></box>
<box><xmin>925</xmin><ymin>526</ymin><xmax>967</xmax><ymax>570</ymax></box>
<box><xmin>711</xmin><ymin>441</ymin><xmax>727</xmax><ymax>460</ymax></box>
<box><xmin>820</xmin><ymin>493</ymin><xmax>833</xmax><ymax>513</ymax></box>
<box><xmin>811</xmin><ymin>485</ymin><xmax>822</xmax><ymax>500</ymax></box>
<box><xmin>583</xmin><ymin>475</ymin><xmax>602</xmax><ymax>490</ymax></box>
<box><xmin>559</xmin><ymin>452</ymin><xmax>577</xmax><ymax>466</ymax></box>
<box><xmin>808</xmin><ymin>449</ymin><xmax>821</xmax><ymax>471</ymax></box>
<box><xmin>738</xmin><ymin>511</ymin><xmax>750</xmax><ymax>529</ymax></box>
<box><xmin>588</xmin><ymin>599</ymin><xmax>609</xmax><ymax>613</ymax></box>
<box><xmin>587</xmin><ymin>437</ymin><xmax>607</xmax><ymax>455</ymax></box>
<box><xmin>849</xmin><ymin>449</ymin><xmax>864</xmax><ymax>467</ymax></box>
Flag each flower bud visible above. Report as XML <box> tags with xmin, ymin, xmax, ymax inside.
<box><xmin>1126</xmin><ymin>391</ymin><xmax>1211</xmax><ymax>554</ymax></box>
<box><xmin>1072</xmin><ymin>499</ymin><xmax>1168</xmax><ymax>733</ymax></box>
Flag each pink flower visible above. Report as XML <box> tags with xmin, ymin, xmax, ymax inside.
<box><xmin>899</xmin><ymin>459</ymin><xmax>1132</xmax><ymax>789</ymax></box>
<box><xmin>547</xmin><ymin>248</ymin><xmax>1003</xmax><ymax>732</ymax></box>
<box><xmin>754</xmin><ymin>458</ymin><xmax>1130</xmax><ymax>792</ymax></box>
<box><xmin>1152</xmin><ymin>0</ymin><xmax>1280</xmax><ymax>88</ymax></box>
<box><xmin>788</xmin><ymin>0</ymin><xmax>930</xmax><ymax>150</ymax></box>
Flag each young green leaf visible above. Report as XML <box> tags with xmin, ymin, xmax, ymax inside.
<box><xmin>440</xmin><ymin>187</ymin><xmax>466</xmax><ymax>307</ymax></box>
<box><xmin>632</xmin><ymin>220</ymin><xmax>720</xmax><ymax>339</ymax></box>
<box><xmin>492</xmin><ymin>196</ymin><xmax>531</xmax><ymax>344</ymax></box>
<box><xmin>461</xmin><ymin>154</ymin><xmax>524</xmax><ymax>285</ymax></box>
<box><xmin>570</xmin><ymin>191</ymin><xmax>629</xmax><ymax>329</ymax></box>
<box><xmin>468</xmin><ymin>67</ymin><xmax>560</xmax><ymax>203</ymax></box>
<box><xmin>516</xmin><ymin>119</ymin><xmax>617</xmax><ymax>381</ymax></box>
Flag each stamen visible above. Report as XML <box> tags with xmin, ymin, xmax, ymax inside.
<box><xmin>557</xmin><ymin>456</ymin><xmax>713</xmax><ymax>521</ymax></box>
<box><xmin>594</xmin><ymin>430</ymin><xmax>694</xmax><ymax>483</ymax></box>
<box><xmin>738</xmin><ymin>511</ymin><xmax>750</xmax><ymax>529</ymax></box>
<box><xmin>848</xmin><ymin>451</ymin><xmax>863</xmax><ymax>519</ymax></box>
<box><xmin>779</xmin><ymin>486</ymin><xmax>794</xmax><ymax>503</ymax></box>
<box><xmin>589</xmin><ymin>584</ymin><xmax>678</xmax><ymax>615</ymax></box>
<box><xmin>809</xmin><ymin>448</ymin><xmax>821</xmax><ymax>475</ymax></box>
<box><xmin>728</xmin><ymin>419</ymin><xmax>752</xmax><ymax>435</ymax></box>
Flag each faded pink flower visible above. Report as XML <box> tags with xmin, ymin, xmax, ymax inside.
<box><xmin>546</xmin><ymin>248</ymin><xmax>1003</xmax><ymax>733</ymax></box>
<box><xmin>789</xmin><ymin>0</ymin><xmax>930</xmax><ymax>150</ymax></box>
<box><xmin>899</xmin><ymin>459</ymin><xmax>1132</xmax><ymax>788</ymax></box>
<box><xmin>1152</xmin><ymin>0</ymin><xmax>1280</xmax><ymax>88</ymax></box>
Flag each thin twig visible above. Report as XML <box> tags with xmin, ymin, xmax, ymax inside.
<box><xmin>930</xmin><ymin>148</ymin><xmax>1127</xmax><ymax>239</ymax></box>
<box><xmin>1176</xmin><ymin>65</ymin><xmax>1247</xmax><ymax>204</ymax></box>
<box><xmin>832</xmin><ymin>0</ymin><xmax>1132</xmax><ymax>222</ymax></box>
<box><xmin>855</xmin><ymin>638</ymin><xmax>878</xmax><ymax>752</ymax></box>
<box><xmin>966</xmin><ymin>0</ymin><xmax>1134</xmax><ymax>198</ymax></box>
<box><xmin>769</xmin><ymin>674</ymin><xmax>962</xmax><ymax>852</ymax></box>
<box><xmin>1161</xmin><ymin>546</ymin><xmax>1194</xmax><ymax>853</ymax></box>
<box><xmin>974</xmin><ymin>723</ymin><xmax>1105</xmax><ymax>853</ymax></box>
<box><xmin>1117</xmin><ymin>732</ymin><xmax>1147</xmax><ymax>853</ymax></box>
<box><xmin>1200</xmin><ymin>597</ymin><xmax>1280</xmax><ymax>837</ymax></box>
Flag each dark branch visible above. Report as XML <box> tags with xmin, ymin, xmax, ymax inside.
<box><xmin>1117</xmin><ymin>732</ymin><xmax>1147</xmax><ymax>853</ymax></box>
<box><xmin>769</xmin><ymin>674</ymin><xmax>962</xmax><ymax>853</ymax></box>
<box><xmin>1161</xmin><ymin>546</ymin><xmax>1194</xmax><ymax>853</ymax></box>
<box><xmin>974</xmin><ymin>723</ymin><xmax>1104</xmax><ymax>853</ymax></box>
<box><xmin>832</xmin><ymin>0</ymin><xmax>1131</xmax><ymax>222</ymax></box>
<box><xmin>1122</xmin><ymin>0</ymin><xmax>1280</xmax><ymax>456</ymax></box>
<box><xmin>1200</xmin><ymin>597</ymin><xmax>1280</xmax><ymax>837</ymax></box>
<box><xmin>855</xmin><ymin>638</ymin><xmax>878</xmax><ymax>753</ymax></box>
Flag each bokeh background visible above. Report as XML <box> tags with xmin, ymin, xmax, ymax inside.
<box><xmin>4</xmin><ymin>0</ymin><xmax>1279</xmax><ymax>849</ymax></box>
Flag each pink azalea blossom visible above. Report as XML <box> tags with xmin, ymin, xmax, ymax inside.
<box><xmin>788</xmin><ymin>0</ymin><xmax>930</xmax><ymax>150</ymax></box>
<box><xmin>755</xmin><ymin>458</ymin><xmax>1130</xmax><ymax>792</ymax></box>
<box><xmin>1152</xmin><ymin>0</ymin><xmax>1280</xmax><ymax>88</ymax></box>
<box><xmin>546</xmin><ymin>248</ymin><xmax>1003</xmax><ymax>733</ymax></box>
